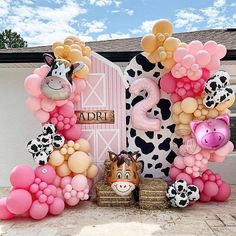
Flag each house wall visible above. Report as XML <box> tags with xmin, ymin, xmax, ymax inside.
<box><xmin>0</xmin><ymin>60</ymin><xmax>235</xmax><ymax>186</ymax></box>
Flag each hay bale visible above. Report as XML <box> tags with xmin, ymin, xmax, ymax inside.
<box><xmin>139</xmin><ymin>178</ymin><xmax>169</xmax><ymax>210</ymax></box>
<box><xmin>96</xmin><ymin>180</ymin><xmax>135</xmax><ymax>207</ymax></box>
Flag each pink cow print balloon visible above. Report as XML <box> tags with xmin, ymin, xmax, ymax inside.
<box><xmin>190</xmin><ymin>115</ymin><xmax>231</xmax><ymax>150</ymax></box>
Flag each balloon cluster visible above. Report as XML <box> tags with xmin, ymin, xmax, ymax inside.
<box><xmin>166</xmin><ymin>179</ymin><xmax>200</xmax><ymax>208</ymax></box>
<box><xmin>141</xmin><ymin>19</ymin><xmax>187</xmax><ymax>69</ymax></box>
<box><xmin>52</xmin><ymin>36</ymin><xmax>91</xmax><ymax>79</ymax></box>
<box><xmin>27</xmin><ymin>123</ymin><xmax>65</xmax><ymax>165</ymax></box>
<box><xmin>49</xmin><ymin>139</ymin><xmax>98</xmax><ymax>179</ymax></box>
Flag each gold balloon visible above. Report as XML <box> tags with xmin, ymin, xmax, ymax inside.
<box><xmin>152</xmin><ymin>19</ymin><xmax>173</xmax><ymax>36</ymax></box>
<box><xmin>141</xmin><ymin>34</ymin><xmax>158</xmax><ymax>53</ymax></box>
<box><xmin>82</xmin><ymin>46</ymin><xmax>91</xmax><ymax>56</ymax></box>
<box><xmin>87</xmin><ymin>164</ymin><xmax>98</xmax><ymax>178</ymax></box>
<box><xmin>54</xmin><ymin>46</ymin><xmax>64</xmax><ymax>58</ymax></box>
<box><xmin>56</xmin><ymin>161</ymin><xmax>71</xmax><ymax>177</ymax></box>
<box><xmin>163</xmin><ymin>37</ymin><xmax>181</xmax><ymax>51</ymax></box>
<box><xmin>72</xmin><ymin>65</ymin><xmax>89</xmax><ymax>80</ymax></box>
<box><xmin>52</xmin><ymin>41</ymin><xmax>63</xmax><ymax>50</ymax></box>
<box><xmin>49</xmin><ymin>150</ymin><xmax>64</xmax><ymax>167</ymax></box>
<box><xmin>76</xmin><ymin>139</ymin><xmax>90</xmax><ymax>153</ymax></box>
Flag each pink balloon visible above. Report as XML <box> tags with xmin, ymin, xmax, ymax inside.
<box><xmin>203</xmin><ymin>181</ymin><xmax>218</xmax><ymax>197</ymax></box>
<box><xmin>34</xmin><ymin>110</ymin><xmax>50</xmax><ymax>123</ymax></box>
<box><xmin>63</xmin><ymin>124</ymin><xmax>81</xmax><ymax>141</ymax></box>
<box><xmin>10</xmin><ymin>165</ymin><xmax>35</xmax><ymax>189</ymax></box>
<box><xmin>71</xmin><ymin>175</ymin><xmax>88</xmax><ymax>191</ymax></box>
<box><xmin>59</xmin><ymin>101</ymin><xmax>75</xmax><ymax>117</ymax></box>
<box><xmin>173</xmin><ymin>156</ymin><xmax>186</xmax><ymax>169</ymax></box>
<box><xmin>0</xmin><ymin>198</ymin><xmax>15</xmax><ymax>220</ymax></box>
<box><xmin>182</xmin><ymin>55</ymin><xmax>195</xmax><ymax>69</ymax></box>
<box><xmin>174</xmin><ymin>48</ymin><xmax>189</xmax><ymax>62</ymax></box>
<box><xmin>216</xmin><ymin>44</ymin><xmax>227</xmax><ymax>58</ymax></box>
<box><xmin>192</xmin><ymin>178</ymin><xmax>204</xmax><ymax>192</ymax></box>
<box><xmin>73</xmin><ymin>79</ymin><xmax>87</xmax><ymax>94</ymax></box>
<box><xmin>213</xmin><ymin>181</ymin><xmax>231</xmax><ymax>201</ymax></box>
<box><xmin>183</xmin><ymin>155</ymin><xmax>195</xmax><ymax>167</ymax></box>
<box><xmin>47</xmin><ymin>185</ymin><xmax>57</xmax><ymax>197</ymax></box>
<box><xmin>24</xmin><ymin>74</ymin><xmax>43</xmax><ymax>96</ymax></box>
<box><xmin>26</xmin><ymin>97</ymin><xmax>41</xmax><ymax>112</ymax></box>
<box><xmin>55</xmin><ymin>100</ymin><xmax>68</xmax><ymax>107</ymax></box>
<box><xmin>7</xmin><ymin>189</ymin><xmax>32</xmax><ymax>215</ymax></box>
<box><xmin>61</xmin><ymin>176</ymin><xmax>72</xmax><ymax>188</ymax></box>
<box><xmin>203</xmin><ymin>41</ymin><xmax>218</xmax><ymax>54</ymax></box>
<box><xmin>176</xmin><ymin>173</ymin><xmax>193</xmax><ymax>185</ymax></box>
<box><xmin>188</xmin><ymin>40</ymin><xmax>203</xmax><ymax>55</ymax></box>
<box><xmin>34</xmin><ymin>65</ymin><xmax>50</xmax><ymax>78</ymax></box>
<box><xmin>196</xmin><ymin>50</ymin><xmax>211</xmax><ymax>67</ymax></box>
<box><xmin>170</xmin><ymin>93</ymin><xmax>181</xmax><ymax>103</ymax></box>
<box><xmin>56</xmin><ymin>188</ymin><xmax>64</xmax><ymax>199</ymax></box>
<box><xmin>49</xmin><ymin>197</ymin><xmax>65</xmax><ymax>215</ymax></box>
<box><xmin>53</xmin><ymin>175</ymin><xmax>61</xmax><ymax>187</ymax></box>
<box><xmin>206</xmin><ymin>56</ymin><xmax>220</xmax><ymax>71</ymax></box>
<box><xmin>214</xmin><ymin>141</ymin><xmax>234</xmax><ymax>157</ymax></box>
<box><xmin>200</xmin><ymin>192</ymin><xmax>211</xmax><ymax>202</ymax></box>
<box><xmin>35</xmin><ymin>165</ymin><xmax>56</xmax><ymax>184</ymax></box>
<box><xmin>29</xmin><ymin>200</ymin><xmax>48</xmax><ymax>220</ymax></box>
<box><xmin>41</xmin><ymin>98</ymin><xmax>56</xmax><ymax>112</ymax></box>
<box><xmin>160</xmin><ymin>73</ymin><xmax>177</xmax><ymax>93</ymax></box>
<box><xmin>168</xmin><ymin>166</ymin><xmax>182</xmax><ymax>180</ymax></box>
<box><xmin>66</xmin><ymin>197</ymin><xmax>80</xmax><ymax>206</ymax></box>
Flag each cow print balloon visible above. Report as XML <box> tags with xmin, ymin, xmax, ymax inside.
<box><xmin>27</xmin><ymin>139</ymin><xmax>42</xmax><ymax>154</ymax></box>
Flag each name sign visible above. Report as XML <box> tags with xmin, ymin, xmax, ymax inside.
<box><xmin>76</xmin><ymin>110</ymin><xmax>115</xmax><ymax>124</ymax></box>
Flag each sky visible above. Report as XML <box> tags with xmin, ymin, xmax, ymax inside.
<box><xmin>0</xmin><ymin>0</ymin><xmax>236</xmax><ymax>46</ymax></box>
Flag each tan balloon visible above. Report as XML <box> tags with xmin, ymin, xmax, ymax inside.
<box><xmin>82</xmin><ymin>46</ymin><xmax>92</xmax><ymax>56</ymax></box>
<box><xmin>181</xmin><ymin>97</ymin><xmax>198</xmax><ymax>114</ymax></box>
<box><xmin>72</xmin><ymin>65</ymin><xmax>89</xmax><ymax>80</ymax></box>
<box><xmin>52</xmin><ymin>41</ymin><xmax>63</xmax><ymax>50</ymax></box>
<box><xmin>56</xmin><ymin>161</ymin><xmax>71</xmax><ymax>177</ymax></box>
<box><xmin>68</xmin><ymin>151</ymin><xmax>92</xmax><ymax>173</ymax></box>
<box><xmin>179</xmin><ymin>112</ymin><xmax>193</xmax><ymax>125</ymax></box>
<box><xmin>70</xmin><ymin>44</ymin><xmax>82</xmax><ymax>51</ymax></box>
<box><xmin>162</xmin><ymin>58</ymin><xmax>176</xmax><ymax>69</ymax></box>
<box><xmin>141</xmin><ymin>34</ymin><xmax>158</xmax><ymax>53</ymax></box>
<box><xmin>172</xmin><ymin>101</ymin><xmax>182</xmax><ymax>115</ymax></box>
<box><xmin>176</xmin><ymin>124</ymin><xmax>191</xmax><ymax>136</ymax></box>
<box><xmin>81</xmin><ymin>56</ymin><xmax>91</xmax><ymax>67</ymax></box>
<box><xmin>68</xmin><ymin>49</ymin><xmax>82</xmax><ymax>63</ymax></box>
<box><xmin>216</xmin><ymin>95</ymin><xmax>235</xmax><ymax>111</ymax></box>
<box><xmin>64</xmin><ymin>38</ymin><xmax>74</xmax><ymax>46</ymax></box>
<box><xmin>49</xmin><ymin>150</ymin><xmax>65</xmax><ymax>167</ymax></box>
<box><xmin>76</xmin><ymin>139</ymin><xmax>90</xmax><ymax>153</ymax></box>
<box><xmin>54</xmin><ymin>46</ymin><xmax>64</xmax><ymax>58</ymax></box>
<box><xmin>87</xmin><ymin>165</ymin><xmax>98</xmax><ymax>178</ymax></box>
<box><xmin>163</xmin><ymin>37</ymin><xmax>181</xmax><ymax>51</ymax></box>
<box><xmin>152</xmin><ymin>19</ymin><xmax>173</xmax><ymax>36</ymax></box>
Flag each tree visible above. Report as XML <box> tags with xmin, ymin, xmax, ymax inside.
<box><xmin>0</xmin><ymin>29</ymin><xmax>27</xmax><ymax>49</ymax></box>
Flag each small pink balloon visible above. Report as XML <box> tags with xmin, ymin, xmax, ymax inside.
<box><xmin>41</xmin><ymin>98</ymin><xmax>56</xmax><ymax>112</ymax></box>
<box><xmin>34</xmin><ymin>110</ymin><xmax>50</xmax><ymax>123</ymax></box>
<box><xmin>47</xmin><ymin>196</ymin><xmax>54</xmax><ymax>205</ymax></box>
<box><xmin>203</xmin><ymin>181</ymin><xmax>218</xmax><ymax>197</ymax></box>
<box><xmin>24</xmin><ymin>74</ymin><xmax>43</xmax><ymax>96</ymax></box>
<box><xmin>61</xmin><ymin>176</ymin><xmax>72</xmax><ymax>188</ymax></box>
<box><xmin>63</xmin><ymin>124</ymin><xmax>81</xmax><ymax>141</ymax></box>
<box><xmin>30</xmin><ymin>184</ymin><xmax>39</xmax><ymax>193</ymax></box>
<box><xmin>183</xmin><ymin>155</ymin><xmax>195</xmax><ymax>167</ymax></box>
<box><xmin>39</xmin><ymin>194</ymin><xmax>47</xmax><ymax>203</ymax></box>
<box><xmin>168</xmin><ymin>166</ymin><xmax>182</xmax><ymax>180</ymax></box>
<box><xmin>216</xmin><ymin>44</ymin><xmax>226</xmax><ymax>58</ymax></box>
<box><xmin>192</xmin><ymin>178</ymin><xmax>204</xmax><ymax>192</ymax></box>
<box><xmin>26</xmin><ymin>97</ymin><xmax>41</xmax><ymax>112</ymax></box>
<box><xmin>182</xmin><ymin>55</ymin><xmax>195</xmax><ymax>69</ymax></box>
<box><xmin>66</xmin><ymin>197</ymin><xmax>79</xmax><ymax>206</ymax></box>
<box><xmin>10</xmin><ymin>165</ymin><xmax>35</xmax><ymax>189</ymax></box>
<box><xmin>35</xmin><ymin>165</ymin><xmax>56</xmax><ymax>184</ymax></box>
<box><xmin>7</xmin><ymin>189</ymin><xmax>32</xmax><ymax>215</ymax></box>
<box><xmin>77</xmin><ymin>192</ymin><xmax>84</xmax><ymax>198</ymax></box>
<box><xmin>49</xmin><ymin>197</ymin><xmax>65</xmax><ymax>215</ymax></box>
<box><xmin>213</xmin><ymin>181</ymin><xmax>231</xmax><ymax>202</ymax></box>
<box><xmin>176</xmin><ymin>173</ymin><xmax>193</xmax><ymax>185</ymax></box>
<box><xmin>160</xmin><ymin>73</ymin><xmax>176</xmax><ymax>93</ymax></box>
<box><xmin>174</xmin><ymin>48</ymin><xmax>189</xmax><ymax>62</ymax></box>
<box><xmin>59</xmin><ymin>101</ymin><xmax>75</xmax><ymax>117</ymax></box>
<box><xmin>29</xmin><ymin>200</ymin><xmax>49</xmax><ymax>220</ymax></box>
<box><xmin>0</xmin><ymin>198</ymin><xmax>15</xmax><ymax>220</ymax></box>
<box><xmin>196</xmin><ymin>50</ymin><xmax>211</xmax><ymax>67</ymax></box>
<box><xmin>173</xmin><ymin>156</ymin><xmax>186</xmax><ymax>169</ymax></box>
<box><xmin>64</xmin><ymin>192</ymin><xmax>71</xmax><ymax>200</ymax></box>
<box><xmin>47</xmin><ymin>185</ymin><xmax>57</xmax><ymax>197</ymax></box>
<box><xmin>71</xmin><ymin>175</ymin><xmax>88</xmax><ymax>191</ymax></box>
<box><xmin>52</xmin><ymin>175</ymin><xmax>61</xmax><ymax>187</ymax></box>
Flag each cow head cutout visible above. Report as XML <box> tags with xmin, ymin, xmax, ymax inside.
<box><xmin>41</xmin><ymin>54</ymin><xmax>85</xmax><ymax>100</ymax></box>
<box><xmin>107</xmin><ymin>150</ymin><xmax>140</xmax><ymax>196</ymax></box>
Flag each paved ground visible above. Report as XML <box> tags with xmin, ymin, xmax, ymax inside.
<box><xmin>1</xmin><ymin>186</ymin><xmax>236</xmax><ymax>236</ymax></box>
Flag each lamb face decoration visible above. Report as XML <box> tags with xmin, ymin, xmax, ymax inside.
<box><xmin>190</xmin><ymin>115</ymin><xmax>231</xmax><ymax>150</ymax></box>
<box><xmin>41</xmin><ymin>54</ymin><xmax>85</xmax><ymax>100</ymax></box>
<box><xmin>27</xmin><ymin>123</ymin><xmax>65</xmax><ymax>165</ymax></box>
<box><xmin>203</xmin><ymin>70</ymin><xmax>234</xmax><ymax>108</ymax></box>
<box><xmin>166</xmin><ymin>179</ymin><xmax>200</xmax><ymax>208</ymax></box>
<box><xmin>107</xmin><ymin>151</ymin><xmax>140</xmax><ymax>196</ymax></box>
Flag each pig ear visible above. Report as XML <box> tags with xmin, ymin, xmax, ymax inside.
<box><xmin>190</xmin><ymin>120</ymin><xmax>202</xmax><ymax>133</ymax></box>
<box><xmin>72</xmin><ymin>61</ymin><xmax>85</xmax><ymax>73</ymax></box>
<box><xmin>43</xmin><ymin>53</ymin><xmax>54</xmax><ymax>66</ymax></box>
<box><xmin>131</xmin><ymin>151</ymin><xmax>140</xmax><ymax>161</ymax></box>
<box><xmin>108</xmin><ymin>151</ymin><xmax>117</xmax><ymax>161</ymax></box>
<box><xmin>216</xmin><ymin>114</ymin><xmax>230</xmax><ymax>125</ymax></box>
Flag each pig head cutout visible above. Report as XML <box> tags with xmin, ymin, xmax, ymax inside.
<box><xmin>41</xmin><ymin>54</ymin><xmax>85</xmax><ymax>100</ymax></box>
<box><xmin>190</xmin><ymin>115</ymin><xmax>231</xmax><ymax>150</ymax></box>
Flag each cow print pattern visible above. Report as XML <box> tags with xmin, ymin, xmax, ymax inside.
<box><xmin>124</xmin><ymin>53</ymin><xmax>182</xmax><ymax>179</ymax></box>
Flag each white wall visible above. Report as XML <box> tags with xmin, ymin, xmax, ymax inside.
<box><xmin>0</xmin><ymin>60</ymin><xmax>235</xmax><ymax>186</ymax></box>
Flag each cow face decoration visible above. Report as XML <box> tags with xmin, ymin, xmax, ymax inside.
<box><xmin>41</xmin><ymin>54</ymin><xmax>85</xmax><ymax>100</ymax></box>
<box><xmin>107</xmin><ymin>150</ymin><xmax>140</xmax><ymax>196</ymax></box>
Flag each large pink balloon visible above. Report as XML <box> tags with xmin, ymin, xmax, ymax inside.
<box><xmin>168</xmin><ymin>166</ymin><xmax>182</xmax><ymax>180</ymax></box>
<box><xmin>6</xmin><ymin>189</ymin><xmax>32</xmax><ymax>215</ymax></box>
<box><xmin>10</xmin><ymin>165</ymin><xmax>35</xmax><ymax>189</ymax></box>
<box><xmin>0</xmin><ymin>198</ymin><xmax>15</xmax><ymax>220</ymax></box>
<box><xmin>213</xmin><ymin>181</ymin><xmax>231</xmax><ymax>201</ymax></box>
<box><xmin>160</xmin><ymin>73</ymin><xmax>176</xmax><ymax>93</ymax></box>
<box><xmin>203</xmin><ymin>41</ymin><xmax>218</xmax><ymax>55</ymax></box>
<box><xmin>29</xmin><ymin>200</ymin><xmax>49</xmax><ymax>220</ymax></box>
<box><xmin>63</xmin><ymin>124</ymin><xmax>81</xmax><ymax>141</ymax></box>
<box><xmin>173</xmin><ymin>156</ymin><xmax>186</xmax><ymax>169</ymax></box>
<box><xmin>196</xmin><ymin>50</ymin><xmax>211</xmax><ymax>67</ymax></box>
<box><xmin>174</xmin><ymin>48</ymin><xmax>189</xmax><ymax>62</ymax></box>
<box><xmin>60</xmin><ymin>176</ymin><xmax>72</xmax><ymax>188</ymax></box>
<box><xmin>216</xmin><ymin>44</ymin><xmax>227</xmax><ymax>58</ymax></box>
<box><xmin>35</xmin><ymin>165</ymin><xmax>56</xmax><ymax>184</ymax></box>
<box><xmin>203</xmin><ymin>181</ymin><xmax>218</xmax><ymax>197</ymax></box>
<box><xmin>73</xmin><ymin>79</ymin><xmax>87</xmax><ymax>94</ymax></box>
<box><xmin>71</xmin><ymin>175</ymin><xmax>88</xmax><ymax>191</ymax></box>
<box><xmin>206</xmin><ymin>56</ymin><xmax>220</xmax><ymax>71</ymax></box>
<box><xmin>34</xmin><ymin>110</ymin><xmax>50</xmax><ymax>123</ymax></box>
<box><xmin>49</xmin><ymin>198</ymin><xmax>65</xmax><ymax>215</ymax></box>
<box><xmin>24</xmin><ymin>74</ymin><xmax>43</xmax><ymax>96</ymax></box>
<box><xmin>66</xmin><ymin>197</ymin><xmax>80</xmax><ymax>206</ymax></box>
<box><xmin>192</xmin><ymin>178</ymin><xmax>204</xmax><ymax>192</ymax></box>
<box><xmin>26</xmin><ymin>97</ymin><xmax>41</xmax><ymax>112</ymax></box>
<box><xmin>188</xmin><ymin>40</ymin><xmax>203</xmax><ymax>55</ymax></box>
<box><xmin>41</xmin><ymin>98</ymin><xmax>56</xmax><ymax>112</ymax></box>
<box><xmin>176</xmin><ymin>173</ymin><xmax>193</xmax><ymax>185</ymax></box>
<box><xmin>34</xmin><ymin>65</ymin><xmax>50</xmax><ymax>78</ymax></box>
<box><xmin>59</xmin><ymin>101</ymin><xmax>75</xmax><ymax>117</ymax></box>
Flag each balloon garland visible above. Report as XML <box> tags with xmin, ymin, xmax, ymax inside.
<box><xmin>140</xmin><ymin>19</ymin><xmax>235</xmax><ymax>205</ymax></box>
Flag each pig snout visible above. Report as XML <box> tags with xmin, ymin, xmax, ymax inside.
<box><xmin>201</xmin><ymin>132</ymin><xmax>225</xmax><ymax>149</ymax></box>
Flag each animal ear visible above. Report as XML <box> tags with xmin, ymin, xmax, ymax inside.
<box><xmin>131</xmin><ymin>151</ymin><xmax>140</xmax><ymax>161</ymax></box>
<box><xmin>108</xmin><ymin>151</ymin><xmax>117</xmax><ymax>161</ymax></box>
<box><xmin>190</xmin><ymin>120</ymin><xmax>202</xmax><ymax>133</ymax></box>
<box><xmin>216</xmin><ymin>114</ymin><xmax>230</xmax><ymax>125</ymax></box>
<box><xmin>43</xmin><ymin>53</ymin><xmax>54</xmax><ymax>66</ymax></box>
<box><xmin>72</xmin><ymin>61</ymin><xmax>85</xmax><ymax>73</ymax></box>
